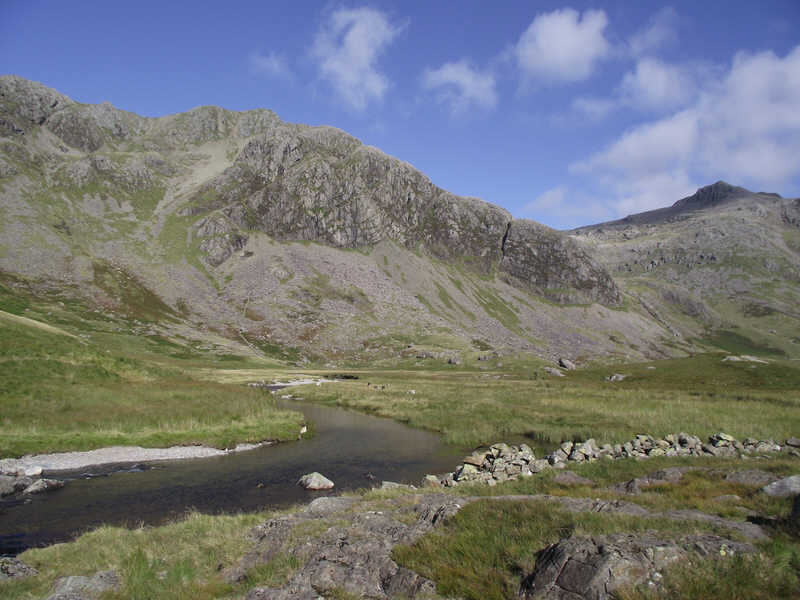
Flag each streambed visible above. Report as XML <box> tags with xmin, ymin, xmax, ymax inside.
<box><xmin>0</xmin><ymin>394</ymin><xmax>464</xmax><ymax>555</ymax></box>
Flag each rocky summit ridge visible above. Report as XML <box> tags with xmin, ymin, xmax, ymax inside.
<box><xmin>0</xmin><ymin>74</ymin><xmax>798</xmax><ymax>362</ymax></box>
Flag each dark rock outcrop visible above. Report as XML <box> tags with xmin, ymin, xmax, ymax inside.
<box><xmin>500</xmin><ymin>219</ymin><xmax>620</xmax><ymax>305</ymax></box>
<box><xmin>519</xmin><ymin>532</ymin><xmax>757</xmax><ymax>600</ymax></box>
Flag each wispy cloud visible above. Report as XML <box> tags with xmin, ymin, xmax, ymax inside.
<box><xmin>422</xmin><ymin>60</ymin><xmax>497</xmax><ymax>115</ymax></box>
<box><xmin>629</xmin><ymin>6</ymin><xmax>679</xmax><ymax>57</ymax></box>
<box><xmin>311</xmin><ymin>7</ymin><xmax>403</xmax><ymax>111</ymax></box>
<box><xmin>522</xmin><ymin>185</ymin><xmax>611</xmax><ymax>228</ymax></box>
<box><xmin>515</xmin><ymin>8</ymin><xmax>611</xmax><ymax>85</ymax></box>
<box><xmin>248</xmin><ymin>51</ymin><xmax>291</xmax><ymax>78</ymax></box>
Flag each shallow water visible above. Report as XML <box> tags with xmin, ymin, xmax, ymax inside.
<box><xmin>0</xmin><ymin>393</ymin><xmax>464</xmax><ymax>555</ymax></box>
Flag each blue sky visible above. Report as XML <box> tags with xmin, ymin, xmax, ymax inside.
<box><xmin>2</xmin><ymin>1</ymin><xmax>799</xmax><ymax>229</ymax></box>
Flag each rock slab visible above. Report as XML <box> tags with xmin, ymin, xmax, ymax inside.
<box><xmin>762</xmin><ymin>475</ymin><xmax>800</xmax><ymax>498</ymax></box>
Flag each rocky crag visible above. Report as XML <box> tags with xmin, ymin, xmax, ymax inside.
<box><xmin>1</xmin><ymin>75</ymin><xmax>798</xmax><ymax>362</ymax></box>
<box><xmin>0</xmin><ymin>75</ymin><xmax>684</xmax><ymax>363</ymax></box>
<box><xmin>572</xmin><ymin>181</ymin><xmax>800</xmax><ymax>357</ymax></box>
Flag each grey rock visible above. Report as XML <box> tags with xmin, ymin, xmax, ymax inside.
<box><xmin>519</xmin><ymin>533</ymin><xmax>756</xmax><ymax>599</ymax></box>
<box><xmin>297</xmin><ymin>472</ymin><xmax>334</xmax><ymax>490</ymax></box>
<box><xmin>303</xmin><ymin>496</ymin><xmax>358</xmax><ymax>517</ymax></box>
<box><xmin>380</xmin><ymin>481</ymin><xmax>414</xmax><ymax>491</ymax></box>
<box><xmin>421</xmin><ymin>474</ymin><xmax>442</xmax><ymax>488</ymax></box>
<box><xmin>660</xmin><ymin>509</ymin><xmax>769</xmax><ymax>541</ymax></box>
<box><xmin>762</xmin><ymin>475</ymin><xmax>800</xmax><ymax>498</ymax></box>
<box><xmin>0</xmin><ymin>475</ymin><xmax>15</xmax><ymax>497</ymax></box>
<box><xmin>786</xmin><ymin>437</ymin><xmax>800</xmax><ymax>448</ymax></box>
<box><xmin>605</xmin><ymin>373</ymin><xmax>627</xmax><ymax>382</ymax></box>
<box><xmin>614</xmin><ymin>467</ymin><xmax>696</xmax><ymax>495</ymax></box>
<box><xmin>724</xmin><ymin>469</ymin><xmax>779</xmax><ymax>487</ymax></box>
<box><xmin>47</xmin><ymin>570</ymin><xmax>120</xmax><ymax>600</ymax></box>
<box><xmin>544</xmin><ymin>367</ymin><xmax>565</xmax><ymax>377</ymax></box>
<box><xmin>22</xmin><ymin>478</ymin><xmax>64</xmax><ymax>494</ymax></box>
<box><xmin>558</xmin><ymin>358</ymin><xmax>577</xmax><ymax>370</ymax></box>
<box><xmin>0</xmin><ymin>557</ymin><xmax>38</xmax><ymax>580</ymax></box>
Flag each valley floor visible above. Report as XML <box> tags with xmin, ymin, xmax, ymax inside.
<box><xmin>2</xmin><ymin>294</ymin><xmax>800</xmax><ymax>598</ymax></box>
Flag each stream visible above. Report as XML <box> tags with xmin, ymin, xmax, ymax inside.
<box><xmin>0</xmin><ymin>393</ymin><xmax>465</xmax><ymax>555</ymax></box>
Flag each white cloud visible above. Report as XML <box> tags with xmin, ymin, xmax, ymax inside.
<box><xmin>573</xmin><ymin>57</ymin><xmax>698</xmax><ymax>118</ymax></box>
<box><xmin>572</xmin><ymin>46</ymin><xmax>800</xmax><ymax>217</ymax></box>
<box><xmin>422</xmin><ymin>60</ymin><xmax>497</xmax><ymax>115</ymax></box>
<box><xmin>609</xmin><ymin>171</ymin><xmax>697</xmax><ymax>217</ymax></box>
<box><xmin>629</xmin><ymin>7</ymin><xmax>678</xmax><ymax>57</ymax></box>
<box><xmin>522</xmin><ymin>185</ymin><xmax>612</xmax><ymax>227</ymax></box>
<box><xmin>311</xmin><ymin>7</ymin><xmax>402</xmax><ymax>111</ymax></box>
<box><xmin>249</xmin><ymin>51</ymin><xmax>290</xmax><ymax>78</ymax></box>
<box><xmin>524</xmin><ymin>186</ymin><xmax>568</xmax><ymax>213</ymax></box>
<box><xmin>620</xmin><ymin>57</ymin><xmax>696</xmax><ymax>110</ymax></box>
<box><xmin>515</xmin><ymin>8</ymin><xmax>610</xmax><ymax>84</ymax></box>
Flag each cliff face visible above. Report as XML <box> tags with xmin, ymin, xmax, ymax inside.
<box><xmin>0</xmin><ymin>75</ymin><xmax>618</xmax><ymax>307</ymax></box>
<box><xmin>184</xmin><ymin>119</ymin><xmax>619</xmax><ymax>305</ymax></box>
<box><xmin>0</xmin><ymin>75</ymin><xmax>683</xmax><ymax>362</ymax></box>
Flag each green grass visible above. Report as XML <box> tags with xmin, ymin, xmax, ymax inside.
<box><xmin>701</xmin><ymin>329</ymin><xmax>787</xmax><ymax>357</ymax></box>
<box><xmin>0</xmin><ymin>309</ymin><xmax>303</xmax><ymax>456</ymax></box>
<box><xmin>394</xmin><ymin>489</ymin><xmax>800</xmax><ymax>600</ymax></box>
<box><xmin>295</xmin><ymin>354</ymin><xmax>800</xmax><ymax>447</ymax></box>
<box><xmin>0</xmin><ymin>510</ymin><xmax>272</xmax><ymax>600</ymax></box>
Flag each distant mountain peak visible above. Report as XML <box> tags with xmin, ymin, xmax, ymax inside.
<box><xmin>672</xmin><ymin>181</ymin><xmax>753</xmax><ymax>211</ymax></box>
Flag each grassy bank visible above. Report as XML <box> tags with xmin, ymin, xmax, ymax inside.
<box><xmin>3</xmin><ymin>455</ymin><xmax>798</xmax><ymax>600</ymax></box>
<box><xmin>294</xmin><ymin>355</ymin><xmax>800</xmax><ymax>447</ymax></box>
<box><xmin>0</xmin><ymin>310</ymin><xmax>303</xmax><ymax>457</ymax></box>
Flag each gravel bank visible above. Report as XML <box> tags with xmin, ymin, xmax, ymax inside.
<box><xmin>0</xmin><ymin>441</ymin><xmax>272</xmax><ymax>475</ymax></box>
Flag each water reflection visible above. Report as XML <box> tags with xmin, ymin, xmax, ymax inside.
<box><xmin>0</xmin><ymin>396</ymin><xmax>464</xmax><ymax>554</ymax></box>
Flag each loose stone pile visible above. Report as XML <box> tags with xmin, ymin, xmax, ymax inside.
<box><xmin>429</xmin><ymin>433</ymin><xmax>796</xmax><ymax>487</ymax></box>
<box><xmin>0</xmin><ymin>468</ymin><xmax>64</xmax><ymax>498</ymax></box>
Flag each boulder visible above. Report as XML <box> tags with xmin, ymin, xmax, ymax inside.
<box><xmin>297</xmin><ymin>472</ymin><xmax>334</xmax><ymax>490</ymax></box>
<box><xmin>544</xmin><ymin>367</ymin><xmax>565</xmax><ymax>377</ymax></box>
<box><xmin>558</xmin><ymin>358</ymin><xmax>576</xmax><ymax>370</ymax></box>
<box><xmin>421</xmin><ymin>475</ymin><xmax>442</xmax><ymax>488</ymax></box>
<box><xmin>605</xmin><ymin>373</ymin><xmax>627</xmax><ymax>382</ymax></box>
<box><xmin>24</xmin><ymin>465</ymin><xmax>44</xmax><ymax>477</ymax></box>
<box><xmin>786</xmin><ymin>437</ymin><xmax>800</xmax><ymax>448</ymax></box>
<box><xmin>762</xmin><ymin>475</ymin><xmax>800</xmax><ymax>498</ymax></box>
<box><xmin>519</xmin><ymin>533</ymin><xmax>756</xmax><ymax>599</ymax></box>
<box><xmin>0</xmin><ymin>557</ymin><xmax>38</xmax><ymax>580</ymax></box>
<box><xmin>23</xmin><ymin>478</ymin><xmax>65</xmax><ymax>494</ymax></box>
<box><xmin>724</xmin><ymin>469</ymin><xmax>779</xmax><ymax>487</ymax></box>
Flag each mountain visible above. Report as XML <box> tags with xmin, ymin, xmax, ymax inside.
<box><xmin>0</xmin><ymin>75</ymin><xmax>796</xmax><ymax>364</ymax></box>
<box><xmin>572</xmin><ymin>182</ymin><xmax>800</xmax><ymax>357</ymax></box>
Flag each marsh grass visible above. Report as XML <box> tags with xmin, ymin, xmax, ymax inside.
<box><xmin>295</xmin><ymin>354</ymin><xmax>800</xmax><ymax>447</ymax></box>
